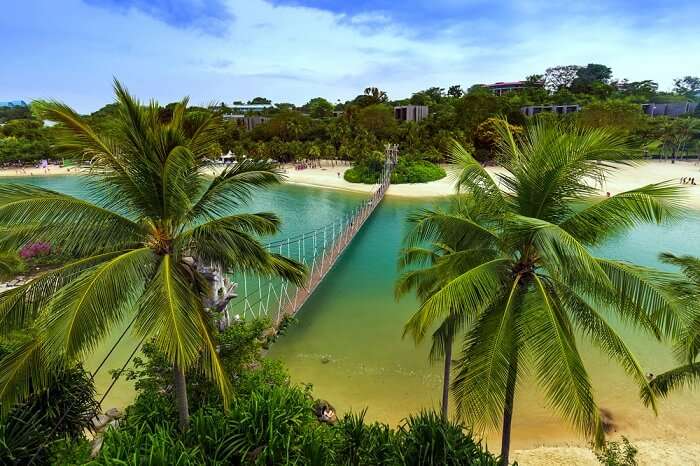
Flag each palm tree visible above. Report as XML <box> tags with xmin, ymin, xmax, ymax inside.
<box><xmin>0</xmin><ymin>81</ymin><xmax>305</xmax><ymax>431</ymax></box>
<box><xmin>363</xmin><ymin>87</ymin><xmax>388</xmax><ymax>104</ymax></box>
<box><xmin>396</xmin><ymin>198</ymin><xmax>496</xmax><ymax>420</ymax></box>
<box><xmin>645</xmin><ymin>253</ymin><xmax>700</xmax><ymax>399</ymax></box>
<box><xmin>403</xmin><ymin>119</ymin><xmax>687</xmax><ymax>465</ymax></box>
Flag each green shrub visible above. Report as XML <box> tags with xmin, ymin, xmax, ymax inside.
<box><xmin>395</xmin><ymin>411</ymin><xmax>500</xmax><ymax>466</ymax></box>
<box><xmin>345</xmin><ymin>157</ymin><xmax>446</xmax><ymax>184</ymax></box>
<box><xmin>0</xmin><ymin>361</ymin><xmax>98</xmax><ymax>464</ymax></box>
<box><xmin>594</xmin><ymin>436</ymin><xmax>638</xmax><ymax>466</ymax></box>
<box><xmin>335</xmin><ymin>409</ymin><xmax>395</xmax><ymax>465</ymax></box>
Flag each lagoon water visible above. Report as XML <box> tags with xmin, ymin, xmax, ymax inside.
<box><xmin>5</xmin><ymin>175</ymin><xmax>700</xmax><ymax>448</ymax></box>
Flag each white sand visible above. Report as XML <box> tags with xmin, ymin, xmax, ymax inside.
<box><xmin>513</xmin><ymin>439</ymin><xmax>700</xmax><ymax>465</ymax></box>
<box><xmin>280</xmin><ymin>160</ymin><xmax>700</xmax><ymax>207</ymax></box>
<box><xmin>3</xmin><ymin>160</ymin><xmax>699</xmax><ymax>207</ymax></box>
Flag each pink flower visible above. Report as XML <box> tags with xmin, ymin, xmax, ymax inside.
<box><xmin>19</xmin><ymin>241</ymin><xmax>52</xmax><ymax>260</ymax></box>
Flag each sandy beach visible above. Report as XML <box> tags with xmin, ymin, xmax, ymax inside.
<box><xmin>4</xmin><ymin>160</ymin><xmax>700</xmax><ymax>208</ymax></box>
<box><xmin>280</xmin><ymin>159</ymin><xmax>700</xmax><ymax>207</ymax></box>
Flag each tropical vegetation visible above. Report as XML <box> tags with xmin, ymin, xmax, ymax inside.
<box><xmin>397</xmin><ymin>119</ymin><xmax>688</xmax><ymax>464</ymax></box>
<box><xmin>2</xmin><ymin>67</ymin><xmax>699</xmax><ymax>169</ymax></box>
<box><xmin>0</xmin><ymin>81</ymin><xmax>306</xmax><ymax>436</ymax></box>
<box><xmin>344</xmin><ymin>151</ymin><xmax>446</xmax><ymax>184</ymax></box>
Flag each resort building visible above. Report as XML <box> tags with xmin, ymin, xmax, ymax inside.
<box><xmin>483</xmin><ymin>81</ymin><xmax>543</xmax><ymax>96</ymax></box>
<box><xmin>393</xmin><ymin>105</ymin><xmax>429</xmax><ymax>122</ymax></box>
<box><xmin>0</xmin><ymin>100</ymin><xmax>27</xmax><ymax>108</ymax></box>
<box><xmin>641</xmin><ymin>102</ymin><xmax>698</xmax><ymax>117</ymax></box>
<box><xmin>521</xmin><ymin>104</ymin><xmax>581</xmax><ymax>117</ymax></box>
<box><xmin>222</xmin><ymin>114</ymin><xmax>270</xmax><ymax>131</ymax></box>
<box><xmin>230</xmin><ymin>103</ymin><xmax>274</xmax><ymax>113</ymax></box>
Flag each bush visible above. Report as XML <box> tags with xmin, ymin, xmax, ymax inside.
<box><xmin>345</xmin><ymin>157</ymin><xmax>446</xmax><ymax>184</ymax></box>
<box><xmin>0</xmin><ymin>361</ymin><xmax>98</xmax><ymax>464</ymax></box>
<box><xmin>395</xmin><ymin>411</ymin><xmax>499</xmax><ymax>465</ymax></box>
<box><xmin>594</xmin><ymin>437</ymin><xmax>638</xmax><ymax>466</ymax></box>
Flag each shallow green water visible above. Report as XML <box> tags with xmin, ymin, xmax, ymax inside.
<box><xmin>4</xmin><ymin>175</ymin><xmax>700</xmax><ymax>447</ymax></box>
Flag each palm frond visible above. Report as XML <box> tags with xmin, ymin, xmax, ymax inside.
<box><xmin>595</xmin><ymin>259</ymin><xmax>685</xmax><ymax>338</ymax></box>
<box><xmin>557</xmin><ymin>280</ymin><xmax>657</xmax><ymax>413</ymax></box>
<box><xmin>648</xmin><ymin>362</ymin><xmax>700</xmax><ymax>401</ymax></box>
<box><xmin>187</xmin><ymin>160</ymin><xmax>283</xmax><ymax>222</ymax></box>
<box><xmin>133</xmin><ymin>255</ymin><xmax>205</xmax><ymax>371</ymax></box>
<box><xmin>524</xmin><ymin>276</ymin><xmax>604</xmax><ymax>446</ymax></box>
<box><xmin>451</xmin><ymin>277</ymin><xmax>521</xmax><ymax>431</ymax></box>
<box><xmin>41</xmin><ymin>248</ymin><xmax>156</xmax><ymax>361</ymax></box>
<box><xmin>561</xmin><ymin>183</ymin><xmax>685</xmax><ymax>246</ymax></box>
<box><xmin>403</xmin><ymin>259</ymin><xmax>510</xmax><ymax>342</ymax></box>
<box><xmin>0</xmin><ymin>251</ymin><xmax>133</xmax><ymax>336</ymax></box>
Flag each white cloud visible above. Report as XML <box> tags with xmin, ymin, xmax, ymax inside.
<box><xmin>1</xmin><ymin>0</ymin><xmax>699</xmax><ymax>111</ymax></box>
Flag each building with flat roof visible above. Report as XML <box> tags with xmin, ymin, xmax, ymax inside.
<box><xmin>483</xmin><ymin>81</ymin><xmax>543</xmax><ymax>96</ymax></box>
<box><xmin>222</xmin><ymin>114</ymin><xmax>270</xmax><ymax>131</ymax></box>
<box><xmin>521</xmin><ymin>104</ymin><xmax>581</xmax><ymax>117</ymax></box>
<box><xmin>0</xmin><ymin>100</ymin><xmax>28</xmax><ymax>108</ymax></box>
<box><xmin>641</xmin><ymin>102</ymin><xmax>697</xmax><ymax>117</ymax></box>
<box><xmin>394</xmin><ymin>105</ymin><xmax>429</xmax><ymax>122</ymax></box>
<box><xmin>230</xmin><ymin>104</ymin><xmax>274</xmax><ymax>113</ymax></box>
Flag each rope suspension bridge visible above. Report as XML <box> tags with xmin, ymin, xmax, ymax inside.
<box><xmin>221</xmin><ymin>148</ymin><xmax>396</xmax><ymax>329</ymax></box>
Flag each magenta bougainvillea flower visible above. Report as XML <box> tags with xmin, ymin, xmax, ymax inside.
<box><xmin>19</xmin><ymin>241</ymin><xmax>52</xmax><ymax>260</ymax></box>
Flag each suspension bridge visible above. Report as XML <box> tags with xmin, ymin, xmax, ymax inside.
<box><xmin>220</xmin><ymin>148</ymin><xmax>397</xmax><ymax>330</ymax></box>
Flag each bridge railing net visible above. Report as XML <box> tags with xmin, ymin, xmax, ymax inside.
<box><xmin>225</xmin><ymin>160</ymin><xmax>393</xmax><ymax>324</ymax></box>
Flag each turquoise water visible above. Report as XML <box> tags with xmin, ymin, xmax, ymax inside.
<box><xmin>3</xmin><ymin>175</ymin><xmax>700</xmax><ymax>448</ymax></box>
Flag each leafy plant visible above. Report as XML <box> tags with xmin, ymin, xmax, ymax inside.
<box><xmin>395</xmin><ymin>411</ymin><xmax>499</xmax><ymax>466</ymax></box>
<box><xmin>0</xmin><ymin>80</ymin><xmax>306</xmax><ymax>432</ymax></box>
<box><xmin>594</xmin><ymin>437</ymin><xmax>638</xmax><ymax>466</ymax></box>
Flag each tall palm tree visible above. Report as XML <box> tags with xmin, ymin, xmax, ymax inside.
<box><xmin>645</xmin><ymin>253</ymin><xmax>700</xmax><ymax>399</ymax></box>
<box><xmin>396</xmin><ymin>198</ymin><xmax>496</xmax><ymax>420</ymax></box>
<box><xmin>403</xmin><ymin>119</ymin><xmax>687</xmax><ymax>465</ymax></box>
<box><xmin>0</xmin><ymin>81</ymin><xmax>305</xmax><ymax>430</ymax></box>
<box><xmin>363</xmin><ymin>87</ymin><xmax>388</xmax><ymax>104</ymax></box>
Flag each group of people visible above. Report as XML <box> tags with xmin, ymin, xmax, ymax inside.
<box><xmin>681</xmin><ymin>177</ymin><xmax>697</xmax><ymax>185</ymax></box>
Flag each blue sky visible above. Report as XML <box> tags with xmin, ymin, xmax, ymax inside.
<box><xmin>1</xmin><ymin>0</ymin><xmax>699</xmax><ymax>112</ymax></box>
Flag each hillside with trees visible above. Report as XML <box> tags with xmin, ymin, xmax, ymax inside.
<box><xmin>1</xmin><ymin>65</ymin><xmax>698</xmax><ymax>169</ymax></box>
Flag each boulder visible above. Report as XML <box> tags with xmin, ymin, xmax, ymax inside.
<box><xmin>313</xmin><ymin>399</ymin><xmax>337</xmax><ymax>425</ymax></box>
<box><xmin>105</xmin><ymin>407</ymin><xmax>123</xmax><ymax>419</ymax></box>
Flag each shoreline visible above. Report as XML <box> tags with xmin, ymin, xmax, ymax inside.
<box><xmin>5</xmin><ymin>160</ymin><xmax>700</xmax><ymax>206</ymax></box>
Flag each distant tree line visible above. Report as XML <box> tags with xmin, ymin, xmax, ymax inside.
<box><xmin>1</xmin><ymin>65</ymin><xmax>699</xmax><ymax>165</ymax></box>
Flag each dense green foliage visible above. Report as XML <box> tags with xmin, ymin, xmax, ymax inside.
<box><xmin>41</xmin><ymin>316</ymin><xmax>500</xmax><ymax>465</ymax></box>
<box><xmin>3</xmin><ymin>67</ymin><xmax>698</xmax><ymax>168</ymax></box>
<box><xmin>345</xmin><ymin>154</ymin><xmax>446</xmax><ymax>184</ymax></box>
<box><xmin>0</xmin><ymin>82</ymin><xmax>306</xmax><ymax>435</ymax></box>
<box><xmin>0</xmin><ymin>340</ymin><xmax>97</xmax><ymax>465</ymax></box>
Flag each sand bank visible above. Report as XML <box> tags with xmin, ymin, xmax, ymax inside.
<box><xmin>280</xmin><ymin>160</ymin><xmax>700</xmax><ymax>206</ymax></box>
<box><xmin>3</xmin><ymin>160</ymin><xmax>700</xmax><ymax>206</ymax></box>
<box><xmin>512</xmin><ymin>439</ymin><xmax>700</xmax><ymax>465</ymax></box>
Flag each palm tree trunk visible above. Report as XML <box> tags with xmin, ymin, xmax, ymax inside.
<box><xmin>441</xmin><ymin>334</ymin><xmax>452</xmax><ymax>420</ymax></box>
<box><xmin>500</xmin><ymin>358</ymin><xmax>518</xmax><ymax>466</ymax></box>
<box><xmin>173</xmin><ymin>363</ymin><xmax>190</xmax><ymax>431</ymax></box>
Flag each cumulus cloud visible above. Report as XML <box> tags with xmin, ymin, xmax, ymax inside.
<box><xmin>0</xmin><ymin>0</ymin><xmax>698</xmax><ymax>111</ymax></box>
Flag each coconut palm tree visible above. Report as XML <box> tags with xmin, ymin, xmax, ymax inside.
<box><xmin>403</xmin><ymin>119</ymin><xmax>687</xmax><ymax>465</ymax></box>
<box><xmin>645</xmin><ymin>253</ymin><xmax>700</xmax><ymax>399</ymax></box>
<box><xmin>363</xmin><ymin>87</ymin><xmax>389</xmax><ymax>105</ymax></box>
<box><xmin>0</xmin><ymin>81</ymin><xmax>306</xmax><ymax>431</ymax></box>
<box><xmin>396</xmin><ymin>197</ymin><xmax>496</xmax><ymax>420</ymax></box>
